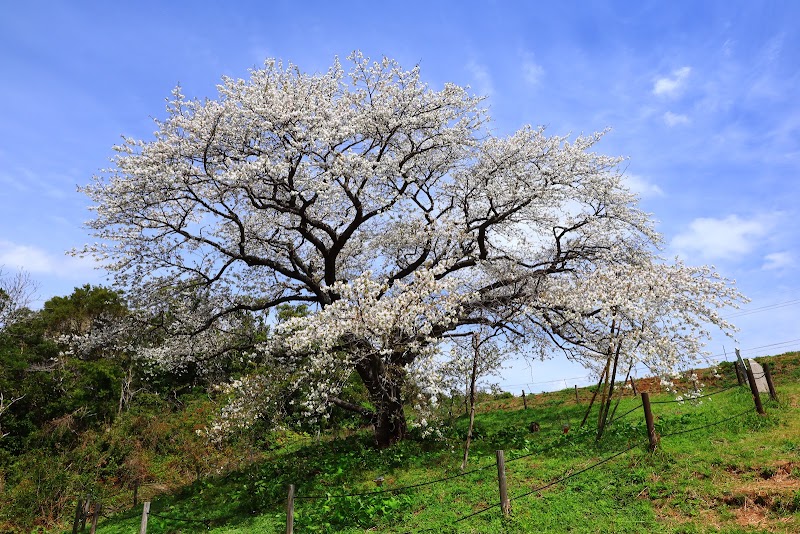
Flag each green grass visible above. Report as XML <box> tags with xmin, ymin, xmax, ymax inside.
<box><xmin>90</xmin><ymin>353</ymin><xmax>800</xmax><ymax>533</ymax></box>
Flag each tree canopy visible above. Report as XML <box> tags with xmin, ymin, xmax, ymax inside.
<box><xmin>78</xmin><ymin>54</ymin><xmax>744</xmax><ymax>447</ymax></box>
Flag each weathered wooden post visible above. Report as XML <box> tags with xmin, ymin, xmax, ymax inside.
<box><xmin>286</xmin><ymin>484</ymin><xmax>295</xmax><ymax>534</ymax></box>
<box><xmin>139</xmin><ymin>501</ymin><xmax>150</xmax><ymax>534</ymax></box>
<box><xmin>89</xmin><ymin>504</ymin><xmax>101</xmax><ymax>534</ymax></box>
<box><xmin>461</xmin><ymin>332</ymin><xmax>480</xmax><ymax>472</ymax></box>
<box><xmin>496</xmin><ymin>450</ymin><xmax>510</xmax><ymax>517</ymax></box>
<box><xmin>574</xmin><ymin>385</ymin><xmax>579</xmax><ymax>403</ymax></box>
<box><xmin>72</xmin><ymin>498</ymin><xmax>84</xmax><ymax>534</ymax></box>
<box><xmin>521</xmin><ymin>390</ymin><xmax>527</xmax><ymax>410</ymax></box>
<box><xmin>763</xmin><ymin>363</ymin><xmax>778</xmax><ymax>402</ymax></box>
<box><xmin>744</xmin><ymin>363</ymin><xmax>766</xmax><ymax>415</ymax></box>
<box><xmin>641</xmin><ymin>392</ymin><xmax>658</xmax><ymax>452</ymax></box>
<box><xmin>734</xmin><ymin>361</ymin><xmax>745</xmax><ymax>386</ymax></box>
<box><xmin>81</xmin><ymin>497</ymin><xmax>91</xmax><ymax>531</ymax></box>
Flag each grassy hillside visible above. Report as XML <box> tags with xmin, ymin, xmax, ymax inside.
<box><xmin>85</xmin><ymin>352</ymin><xmax>800</xmax><ymax>533</ymax></box>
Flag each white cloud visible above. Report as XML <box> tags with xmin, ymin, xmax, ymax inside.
<box><xmin>623</xmin><ymin>173</ymin><xmax>664</xmax><ymax>198</ymax></box>
<box><xmin>670</xmin><ymin>214</ymin><xmax>772</xmax><ymax>261</ymax></box>
<box><xmin>722</xmin><ymin>39</ymin><xmax>735</xmax><ymax>58</ymax></box>
<box><xmin>0</xmin><ymin>241</ymin><xmax>53</xmax><ymax>273</ymax></box>
<box><xmin>0</xmin><ymin>240</ymin><xmax>97</xmax><ymax>277</ymax></box>
<box><xmin>762</xmin><ymin>251</ymin><xmax>793</xmax><ymax>270</ymax></box>
<box><xmin>522</xmin><ymin>59</ymin><xmax>544</xmax><ymax>86</ymax></box>
<box><xmin>653</xmin><ymin>66</ymin><xmax>691</xmax><ymax>97</ymax></box>
<box><xmin>763</xmin><ymin>33</ymin><xmax>784</xmax><ymax>64</ymax></box>
<box><xmin>0</xmin><ymin>171</ymin><xmax>32</xmax><ymax>193</ymax></box>
<box><xmin>466</xmin><ymin>61</ymin><xmax>494</xmax><ymax>96</ymax></box>
<box><xmin>663</xmin><ymin>111</ymin><xmax>690</xmax><ymax>126</ymax></box>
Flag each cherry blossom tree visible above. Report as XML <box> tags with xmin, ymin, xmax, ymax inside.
<box><xmin>0</xmin><ymin>267</ymin><xmax>38</xmax><ymax>328</ymax></box>
<box><xmin>539</xmin><ymin>259</ymin><xmax>745</xmax><ymax>438</ymax></box>
<box><xmin>78</xmin><ymin>54</ymin><xmax>744</xmax><ymax>447</ymax></box>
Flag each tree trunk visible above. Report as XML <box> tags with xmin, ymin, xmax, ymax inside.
<box><xmin>118</xmin><ymin>364</ymin><xmax>134</xmax><ymax>414</ymax></box>
<box><xmin>581</xmin><ymin>365</ymin><xmax>608</xmax><ymax>427</ymax></box>
<box><xmin>597</xmin><ymin>342</ymin><xmax>621</xmax><ymax>441</ymax></box>
<box><xmin>595</xmin><ymin>356</ymin><xmax>612</xmax><ymax>431</ymax></box>
<box><xmin>607</xmin><ymin>365</ymin><xmax>632</xmax><ymax>423</ymax></box>
<box><xmin>460</xmin><ymin>333</ymin><xmax>480</xmax><ymax>472</ymax></box>
<box><xmin>355</xmin><ymin>355</ymin><xmax>408</xmax><ymax>448</ymax></box>
<box><xmin>373</xmin><ymin>395</ymin><xmax>407</xmax><ymax>448</ymax></box>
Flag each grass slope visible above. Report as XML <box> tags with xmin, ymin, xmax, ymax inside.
<box><xmin>91</xmin><ymin>353</ymin><xmax>800</xmax><ymax>533</ymax></box>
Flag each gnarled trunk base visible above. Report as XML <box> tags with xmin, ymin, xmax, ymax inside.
<box><xmin>355</xmin><ymin>356</ymin><xmax>408</xmax><ymax>448</ymax></box>
<box><xmin>372</xmin><ymin>397</ymin><xmax>407</xmax><ymax>448</ymax></box>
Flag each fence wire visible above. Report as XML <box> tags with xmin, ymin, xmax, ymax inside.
<box><xmin>608</xmin><ymin>401</ymin><xmax>643</xmax><ymax>424</ymax></box>
<box><xmin>148</xmin><ymin>512</ymin><xmax>212</xmax><ymax>526</ymax></box>
<box><xmin>294</xmin><ymin>420</ymin><xmax>595</xmax><ymax>501</ymax></box>
<box><xmin>649</xmin><ymin>383</ymin><xmax>741</xmax><ymax>404</ymax></box>
<box><xmin>425</xmin><ymin>441</ymin><xmax>645</xmax><ymax>529</ymax></box>
<box><xmin>294</xmin><ymin>458</ymin><xmax>498</xmax><ymax>500</ymax></box>
<box><xmin>92</xmin><ymin>374</ymin><xmax>775</xmax><ymax>533</ymax></box>
<box><xmin>417</xmin><ymin>393</ymin><xmax>766</xmax><ymax>531</ymax></box>
<box><xmin>659</xmin><ymin>408</ymin><xmax>754</xmax><ymax>438</ymax></box>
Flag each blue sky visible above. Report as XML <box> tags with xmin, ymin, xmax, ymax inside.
<box><xmin>1</xmin><ymin>1</ymin><xmax>798</xmax><ymax>390</ymax></box>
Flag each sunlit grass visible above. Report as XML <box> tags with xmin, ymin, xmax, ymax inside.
<box><xmin>94</xmin><ymin>353</ymin><xmax>800</xmax><ymax>533</ymax></box>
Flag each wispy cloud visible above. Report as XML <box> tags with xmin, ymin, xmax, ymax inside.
<box><xmin>722</xmin><ymin>39</ymin><xmax>735</xmax><ymax>58</ymax></box>
<box><xmin>0</xmin><ymin>240</ymin><xmax>97</xmax><ymax>278</ymax></box>
<box><xmin>0</xmin><ymin>168</ymin><xmax>72</xmax><ymax>198</ymax></box>
<box><xmin>521</xmin><ymin>54</ymin><xmax>544</xmax><ymax>86</ymax></box>
<box><xmin>762</xmin><ymin>33</ymin><xmax>785</xmax><ymax>64</ymax></box>
<box><xmin>623</xmin><ymin>173</ymin><xmax>664</xmax><ymax>198</ymax></box>
<box><xmin>653</xmin><ymin>66</ymin><xmax>691</xmax><ymax>97</ymax></box>
<box><xmin>762</xmin><ymin>251</ymin><xmax>793</xmax><ymax>270</ymax></box>
<box><xmin>466</xmin><ymin>61</ymin><xmax>494</xmax><ymax>96</ymax></box>
<box><xmin>670</xmin><ymin>214</ymin><xmax>772</xmax><ymax>261</ymax></box>
<box><xmin>0</xmin><ymin>170</ymin><xmax>32</xmax><ymax>193</ymax></box>
<box><xmin>663</xmin><ymin>111</ymin><xmax>690</xmax><ymax>126</ymax></box>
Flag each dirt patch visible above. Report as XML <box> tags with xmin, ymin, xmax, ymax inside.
<box><xmin>736</xmin><ymin>462</ymin><xmax>800</xmax><ymax>494</ymax></box>
<box><xmin>715</xmin><ymin>462</ymin><xmax>800</xmax><ymax>531</ymax></box>
<box><xmin>720</xmin><ymin>496</ymin><xmax>798</xmax><ymax>532</ymax></box>
<box><xmin>657</xmin><ymin>463</ymin><xmax>800</xmax><ymax>532</ymax></box>
<box><xmin>732</xmin><ymin>499</ymin><xmax>771</xmax><ymax>528</ymax></box>
<box><xmin>657</xmin><ymin>506</ymin><xmax>723</xmax><ymax>530</ymax></box>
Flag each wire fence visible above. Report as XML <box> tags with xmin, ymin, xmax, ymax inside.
<box><xmin>419</xmin><ymin>395</ymin><xmax>758</xmax><ymax>532</ymax></box>
<box><xmin>648</xmin><ymin>382</ymin><xmax>741</xmax><ymax>404</ymax></box>
<box><xmin>82</xmin><ymin>359</ymin><xmax>783</xmax><ymax>534</ymax></box>
<box><xmin>294</xmin><ymin>460</ymin><xmax>498</xmax><ymax>500</ymax></box>
<box><xmin>501</xmin><ymin>337</ymin><xmax>800</xmax><ymax>392</ymax></box>
<box><xmin>293</xmin><ymin>428</ymin><xmax>578</xmax><ymax>502</ymax></box>
<box><xmin>607</xmin><ymin>401</ymin><xmax>643</xmax><ymax>424</ymax></box>
<box><xmin>445</xmin><ymin>441</ymin><xmax>645</xmax><ymax>528</ymax></box>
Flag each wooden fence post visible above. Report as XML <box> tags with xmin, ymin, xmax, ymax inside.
<box><xmin>762</xmin><ymin>363</ymin><xmax>778</xmax><ymax>402</ymax></box>
<box><xmin>496</xmin><ymin>450</ymin><xmax>510</xmax><ymax>517</ymax></box>
<box><xmin>286</xmin><ymin>484</ymin><xmax>295</xmax><ymax>534</ymax></box>
<box><xmin>521</xmin><ymin>390</ymin><xmax>527</xmax><ymax>410</ymax></box>
<box><xmin>89</xmin><ymin>504</ymin><xmax>101</xmax><ymax>534</ymax></box>
<box><xmin>641</xmin><ymin>392</ymin><xmax>658</xmax><ymax>452</ymax></box>
<box><xmin>139</xmin><ymin>501</ymin><xmax>150</xmax><ymax>534</ymax></box>
<box><xmin>574</xmin><ymin>385</ymin><xmax>579</xmax><ymax>403</ymax></box>
<box><xmin>72</xmin><ymin>498</ymin><xmax>84</xmax><ymax>534</ymax></box>
<box><xmin>81</xmin><ymin>497</ymin><xmax>91</xmax><ymax>531</ymax></box>
<box><xmin>734</xmin><ymin>361</ymin><xmax>745</xmax><ymax>386</ymax></box>
<box><xmin>744</xmin><ymin>363</ymin><xmax>766</xmax><ymax>415</ymax></box>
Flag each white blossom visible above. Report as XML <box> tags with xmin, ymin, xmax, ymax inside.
<box><xmin>76</xmin><ymin>54</ymin><xmax>746</xmax><ymax>445</ymax></box>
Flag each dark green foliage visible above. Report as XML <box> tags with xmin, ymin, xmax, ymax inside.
<box><xmin>0</xmin><ymin>286</ymin><xmax>127</xmax><ymax>453</ymax></box>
